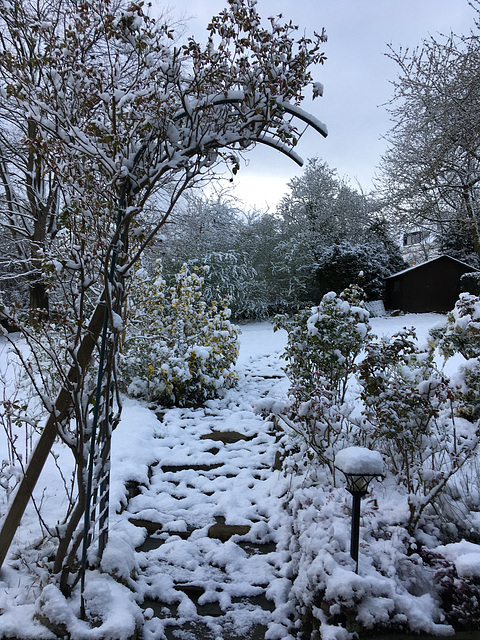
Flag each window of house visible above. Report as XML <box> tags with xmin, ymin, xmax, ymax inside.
<box><xmin>403</xmin><ymin>230</ymin><xmax>428</xmax><ymax>246</ymax></box>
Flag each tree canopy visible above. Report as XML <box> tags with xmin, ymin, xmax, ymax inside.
<box><xmin>379</xmin><ymin>4</ymin><xmax>480</xmax><ymax>262</ymax></box>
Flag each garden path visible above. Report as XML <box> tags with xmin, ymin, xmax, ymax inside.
<box><xmin>121</xmin><ymin>342</ymin><xmax>293</xmax><ymax>640</ymax></box>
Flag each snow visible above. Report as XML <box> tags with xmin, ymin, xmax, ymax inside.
<box><xmin>1</xmin><ymin>311</ymin><xmax>480</xmax><ymax>638</ymax></box>
<box><xmin>335</xmin><ymin>446</ymin><xmax>384</xmax><ymax>475</ymax></box>
<box><xmin>276</xmin><ymin>98</ymin><xmax>328</xmax><ymax>138</ymax></box>
<box><xmin>454</xmin><ymin>553</ymin><xmax>480</xmax><ymax>579</ymax></box>
<box><xmin>312</xmin><ymin>81</ymin><xmax>324</xmax><ymax>98</ymax></box>
<box><xmin>370</xmin><ymin>312</ymin><xmax>445</xmax><ymax>346</ymax></box>
<box><xmin>434</xmin><ymin>540</ymin><xmax>480</xmax><ymax>579</ymax></box>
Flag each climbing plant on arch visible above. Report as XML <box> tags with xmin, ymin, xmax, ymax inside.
<box><xmin>0</xmin><ymin>0</ymin><xmax>327</xmax><ymax>595</ymax></box>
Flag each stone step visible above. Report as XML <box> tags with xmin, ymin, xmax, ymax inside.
<box><xmin>207</xmin><ymin>516</ymin><xmax>251</xmax><ymax>541</ymax></box>
<box><xmin>206</xmin><ymin>446</ymin><xmax>220</xmax><ymax>455</ymax></box>
<box><xmin>128</xmin><ymin>517</ymin><xmax>162</xmax><ymax>535</ymax></box>
<box><xmin>250</xmin><ymin>374</ymin><xmax>284</xmax><ymax>380</ymax></box>
<box><xmin>161</xmin><ymin>462</ymin><xmax>224</xmax><ymax>473</ymax></box>
<box><xmin>142</xmin><ymin>585</ymin><xmax>275</xmax><ymax>633</ymax></box>
<box><xmin>129</xmin><ymin>518</ymin><xmax>195</xmax><ymax>541</ymax></box>
<box><xmin>135</xmin><ymin>527</ymin><xmax>273</xmax><ymax>553</ymax></box>
<box><xmin>161</xmin><ymin>462</ymin><xmax>225</xmax><ymax>473</ymax></box>
<box><xmin>174</xmin><ymin>584</ymin><xmax>223</xmax><ymax>617</ymax></box>
<box><xmin>231</xmin><ymin>592</ymin><xmax>275</xmax><ymax>613</ymax></box>
<box><xmin>237</xmin><ymin>541</ymin><xmax>276</xmax><ymax>556</ymax></box>
<box><xmin>164</xmin><ymin>620</ymin><xmax>218</xmax><ymax>640</ymax></box>
<box><xmin>135</xmin><ymin>535</ymin><xmax>165</xmax><ymax>552</ymax></box>
<box><xmin>200</xmin><ymin>430</ymin><xmax>255</xmax><ymax>444</ymax></box>
<box><xmin>141</xmin><ymin>598</ymin><xmax>177</xmax><ymax>620</ymax></box>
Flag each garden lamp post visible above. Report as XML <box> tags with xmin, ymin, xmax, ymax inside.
<box><xmin>336</xmin><ymin>447</ymin><xmax>384</xmax><ymax>574</ymax></box>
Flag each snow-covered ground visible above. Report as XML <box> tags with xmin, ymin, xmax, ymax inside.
<box><xmin>0</xmin><ymin>312</ymin><xmax>479</xmax><ymax>639</ymax></box>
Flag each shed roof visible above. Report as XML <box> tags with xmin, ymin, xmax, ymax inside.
<box><xmin>385</xmin><ymin>255</ymin><xmax>479</xmax><ymax>280</ymax></box>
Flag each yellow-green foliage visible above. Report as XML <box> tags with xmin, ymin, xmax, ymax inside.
<box><xmin>120</xmin><ymin>262</ymin><xmax>239</xmax><ymax>407</ymax></box>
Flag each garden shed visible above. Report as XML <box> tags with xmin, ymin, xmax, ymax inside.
<box><xmin>385</xmin><ymin>255</ymin><xmax>478</xmax><ymax>313</ymax></box>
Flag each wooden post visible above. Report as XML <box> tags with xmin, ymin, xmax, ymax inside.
<box><xmin>0</xmin><ymin>302</ymin><xmax>107</xmax><ymax>571</ymax></box>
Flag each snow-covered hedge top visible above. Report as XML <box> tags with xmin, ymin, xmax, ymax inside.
<box><xmin>335</xmin><ymin>446</ymin><xmax>384</xmax><ymax>475</ymax></box>
<box><xmin>451</xmin><ymin>292</ymin><xmax>480</xmax><ymax>328</ymax></box>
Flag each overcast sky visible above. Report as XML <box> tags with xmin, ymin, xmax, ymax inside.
<box><xmin>162</xmin><ymin>0</ymin><xmax>477</xmax><ymax>210</ymax></box>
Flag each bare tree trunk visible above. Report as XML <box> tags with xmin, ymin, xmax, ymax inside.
<box><xmin>28</xmin><ymin>277</ymin><xmax>49</xmax><ymax>318</ymax></box>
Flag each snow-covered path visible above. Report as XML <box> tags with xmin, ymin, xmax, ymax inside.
<box><xmin>107</xmin><ymin>324</ymin><xmax>293</xmax><ymax>639</ymax></box>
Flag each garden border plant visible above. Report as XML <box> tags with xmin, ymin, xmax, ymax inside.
<box><xmin>120</xmin><ymin>261</ymin><xmax>239</xmax><ymax>408</ymax></box>
<box><xmin>265</xmin><ymin>286</ymin><xmax>480</xmax><ymax>636</ymax></box>
<box><xmin>268</xmin><ymin>284</ymin><xmax>480</xmax><ymax>532</ymax></box>
<box><xmin>266</xmin><ymin>284</ymin><xmax>371</xmax><ymax>476</ymax></box>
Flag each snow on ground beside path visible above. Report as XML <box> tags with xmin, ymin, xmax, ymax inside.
<box><xmin>236</xmin><ymin>321</ymin><xmax>288</xmax><ymax>366</ymax></box>
<box><xmin>0</xmin><ymin>312</ymin><xmax>479</xmax><ymax>639</ymax></box>
<box><xmin>369</xmin><ymin>312</ymin><xmax>446</xmax><ymax>345</ymax></box>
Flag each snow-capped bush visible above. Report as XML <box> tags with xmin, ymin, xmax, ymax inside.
<box><xmin>357</xmin><ymin>328</ymin><xmax>479</xmax><ymax>530</ymax></box>
<box><xmin>419</xmin><ymin>548</ymin><xmax>480</xmax><ymax>629</ymax></box>
<box><xmin>460</xmin><ymin>272</ymin><xmax>480</xmax><ymax>296</ymax></box>
<box><xmin>270</xmin><ymin>287</ymin><xmax>480</xmax><ymax>534</ymax></box>
<box><xmin>454</xmin><ymin>357</ymin><xmax>480</xmax><ymax>421</ymax></box>
<box><xmin>270</xmin><ymin>285</ymin><xmax>371</xmax><ymax>471</ymax></box>
<box><xmin>120</xmin><ymin>262</ymin><xmax>239</xmax><ymax>407</ymax></box>
<box><xmin>434</xmin><ymin>293</ymin><xmax>480</xmax><ymax>420</ymax></box>
<box><xmin>437</xmin><ymin>293</ymin><xmax>480</xmax><ymax>360</ymax></box>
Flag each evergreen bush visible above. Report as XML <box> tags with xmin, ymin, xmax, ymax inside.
<box><xmin>120</xmin><ymin>263</ymin><xmax>239</xmax><ymax>407</ymax></box>
<box><xmin>460</xmin><ymin>272</ymin><xmax>480</xmax><ymax>296</ymax></box>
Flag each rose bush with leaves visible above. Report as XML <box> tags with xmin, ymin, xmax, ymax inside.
<box><xmin>357</xmin><ymin>328</ymin><xmax>479</xmax><ymax>530</ymax></box>
<box><xmin>268</xmin><ymin>285</ymin><xmax>370</xmax><ymax>471</ymax></box>
<box><xmin>266</xmin><ymin>285</ymin><xmax>480</xmax><ymax>533</ymax></box>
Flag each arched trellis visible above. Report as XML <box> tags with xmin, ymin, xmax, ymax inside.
<box><xmin>172</xmin><ymin>92</ymin><xmax>328</xmax><ymax>166</ymax></box>
<box><xmin>0</xmin><ymin>94</ymin><xmax>327</xmax><ymax>580</ymax></box>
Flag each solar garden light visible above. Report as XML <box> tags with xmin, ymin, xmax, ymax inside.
<box><xmin>335</xmin><ymin>447</ymin><xmax>384</xmax><ymax>574</ymax></box>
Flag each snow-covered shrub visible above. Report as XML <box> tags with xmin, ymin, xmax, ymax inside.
<box><xmin>437</xmin><ymin>293</ymin><xmax>480</xmax><ymax>360</ymax></box>
<box><xmin>420</xmin><ymin>549</ymin><xmax>480</xmax><ymax>629</ymax></box>
<box><xmin>120</xmin><ymin>262</ymin><xmax>239</xmax><ymax>407</ymax></box>
<box><xmin>315</xmin><ymin>240</ymin><xmax>407</xmax><ymax>300</ymax></box>
<box><xmin>434</xmin><ymin>293</ymin><xmax>480</xmax><ymax>420</ymax></box>
<box><xmin>270</xmin><ymin>285</ymin><xmax>371</xmax><ymax>471</ymax></box>
<box><xmin>358</xmin><ymin>328</ymin><xmax>479</xmax><ymax>530</ymax></box>
<box><xmin>280</xmin><ymin>464</ymin><xmax>460</xmax><ymax>639</ymax></box>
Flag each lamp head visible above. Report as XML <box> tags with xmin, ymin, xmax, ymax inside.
<box><xmin>341</xmin><ymin>471</ymin><xmax>381</xmax><ymax>496</ymax></box>
<box><xmin>335</xmin><ymin>446</ymin><xmax>384</xmax><ymax>496</ymax></box>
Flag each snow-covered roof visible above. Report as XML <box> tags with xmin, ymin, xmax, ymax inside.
<box><xmin>386</xmin><ymin>254</ymin><xmax>479</xmax><ymax>279</ymax></box>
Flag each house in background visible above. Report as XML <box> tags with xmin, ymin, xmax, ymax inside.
<box><xmin>385</xmin><ymin>255</ymin><xmax>478</xmax><ymax>313</ymax></box>
<box><xmin>401</xmin><ymin>228</ymin><xmax>439</xmax><ymax>265</ymax></box>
